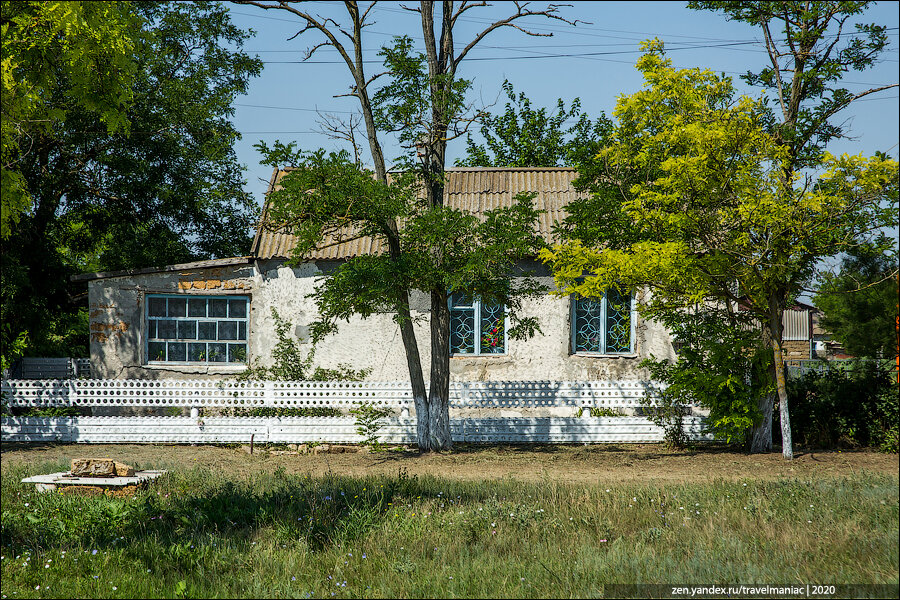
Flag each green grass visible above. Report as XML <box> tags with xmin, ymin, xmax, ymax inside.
<box><xmin>1</xmin><ymin>461</ymin><xmax>897</xmax><ymax>598</ymax></box>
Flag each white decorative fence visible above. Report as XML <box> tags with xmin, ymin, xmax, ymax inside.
<box><xmin>1</xmin><ymin>379</ymin><xmax>709</xmax><ymax>444</ymax></box>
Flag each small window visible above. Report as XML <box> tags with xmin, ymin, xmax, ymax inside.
<box><xmin>449</xmin><ymin>292</ymin><xmax>506</xmax><ymax>355</ymax></box>
<box><xmin>146</xmin><ymin>294</ymin><xmax>249</xmax><ymax>364</ymax></box>
<box><xmin>571</xmin><ymin>288</ymin><xmax>634</xmax><ymax>354</ymax></box>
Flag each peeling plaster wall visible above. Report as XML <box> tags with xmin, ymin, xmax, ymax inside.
<box><xmin>252</xmin><ymin>261</ymin><xmax>673</xmax><ymax>382</ymax></box>
<box><xmin>89</xmin><ymin>259</ymin><xmax>674</xmax><ymax>381</ymax></box>
<box><xmin>88</xmin><ymin>264</ymin><xmax>255</xmax><ymax>379</ymax></box>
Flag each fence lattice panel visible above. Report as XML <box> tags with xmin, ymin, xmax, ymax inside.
<box><xmin>1</xmin><ymin>379</ymin><xmax>672</xmax><ymax>410</ymax></box>
<box><xmin>1</xmin><ymin>378</ymin><xmax>708</xmax><ymax>444</ymax></box>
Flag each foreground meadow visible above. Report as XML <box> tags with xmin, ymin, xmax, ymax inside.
<box><xmin>1</xmin><ymin>444</ymin><xmax>898</xmax><ymax>598</ymax></box>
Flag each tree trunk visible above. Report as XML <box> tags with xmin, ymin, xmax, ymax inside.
<box><xmin>749</xmin><ymin>391</ymin><xmax>775</xmax><ymax>453</ymax></box>
<box><xmin>748</xmin><ymin>322</ymin><xmax>774</xmax><ymax>453</ymax></box>
<box><xmin>395</xmin><ymin>289</ymin><xmax>428</xmax><ymax>448</ymax></box>
<box><xmin>770</xmin><ymin>302</ymin><xmax>794</xmax><ymax>460</ymax></box>
<box><xmin>427</xmin><ymin>288</ymin><xmax>452</xmax><ymax>451</ymax></box>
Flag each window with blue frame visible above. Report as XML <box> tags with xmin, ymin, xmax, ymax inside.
<box><xmin>449</xmin><ymin>292</ymin><xmax>506</xmax><ymax>355</ymax></box>
<box><xmin>146</xmin><ymin>295</ymin><xmax>249</xmax><ymax>364</ymax></box>
<box><xmin>571</xmin><ymin>288</ymin><xmax>634</xmax><ymax>354</ymax></box>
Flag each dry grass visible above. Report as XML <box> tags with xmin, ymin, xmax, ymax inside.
<box><xmin>1</xmin><ymin>445</ymin><xmax>898</xmax><ymax>598</ymax></box>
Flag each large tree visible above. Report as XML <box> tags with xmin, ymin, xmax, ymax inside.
<box><xmin>239</xmin><ymin>1</ymin><xmax>574</xmax><ymax>451</ymax></box>
<box><xmin>541</xmin><ymin>42</ymin><xmax>898</xmax><ymax>460</ymax></box>
<box><xmin>1</xmin><ymin>1</ymin><xmax>262</xmax><ymax>361</ymax></box>
<box><xmin>685</xmin><ymin>1</ymin><xmax>898</xmax><ymax>453</ymax></box>
<box><xmin>814</xmin><ymin>240</ymin><xmax>899</xmax><ymax>359</ymax></box>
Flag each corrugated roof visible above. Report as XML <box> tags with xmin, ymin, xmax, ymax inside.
<box><xmin>251</xmin><ymin>167</ymin><xmax>581</xmax><ymax>260</ymax></box>
<box><xmin>72</xmin><ymin>256</ymin><xmax>253</xmax><ymax>282</ymax></box>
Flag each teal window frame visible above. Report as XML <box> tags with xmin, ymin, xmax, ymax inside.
<box><xmin>570</xmin><ymin>288</ymin><xmax>635</xmax><ymax>355</ymax></box>
<box><xmin>145</xmin><ymin>294</ymin><xmax>249</xmax><ymax>365</ymax></box>
<box><xmin>449</xmin><ymin>292</ymin><xmax>508</xmax><ymax>356</ymax></box>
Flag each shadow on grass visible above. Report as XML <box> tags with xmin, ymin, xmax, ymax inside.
<box><xmin>366</xmin><ymin>442</ymin><xmax>745</xmax><ymax>464</ymax></box>
<box><xmin>0</xmin><ymin>465</ymin><xmax>529</xmax><ymax>565</ymax></box>
<box><xmin>0</xmin><ymin>441</ymin><xmax>79</xmax><ymax>454</ymax></box>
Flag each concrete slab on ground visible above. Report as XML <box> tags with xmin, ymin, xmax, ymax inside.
<box><xmin>22</xmin><ymin>470</ymin><xmax>166</xmax><ymax>492</ymax></box>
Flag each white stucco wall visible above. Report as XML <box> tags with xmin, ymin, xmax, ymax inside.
<box><xmin>251</xmin><ymin>261</ymin><xmax>674</xmax><ymax>382</ymax></box>
<box><xmin>88</xmin><ymin>259</ymin><xmax>675</xmax><ymax>381</ymax></box>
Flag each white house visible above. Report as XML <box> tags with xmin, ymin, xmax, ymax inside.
<box><xmin>74</xmin><ymin>167</ymin><xmax>676</xmax><ymax>380</ymax></box>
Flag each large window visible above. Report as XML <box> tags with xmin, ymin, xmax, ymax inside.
<box><xmin>146</xmin><ymin>295</ymin><xmax>248</xmax><ymax>364</ymax></box>
<box><xmin>449</xmin><ymin>292</ymin><xmax>506</xmax><ymax>355</ymax></box>
<box><xmin>571</xmin><ymin>288</ymin><xmax>634</xmax><ymax>354</ymax></box>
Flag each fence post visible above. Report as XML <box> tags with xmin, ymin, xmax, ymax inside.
<box><xmin>66</xmin><ymin>378</ymin><xmax>75</xmax><ymax>408</ymax></box>
<box><xmin>263</xmin><ymin>380</ymin><xmax>274</xmax><ymax>407</ymax></box>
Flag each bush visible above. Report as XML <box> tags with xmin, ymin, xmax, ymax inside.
<box><xmin>786</xmin><ymin>360</ymin><xmax>898</xmax><ymax>451</ymax></box>
<box><xmin>640</xmin><ymin>307</ymin><xmax>768</xmax><ymax>448</ymax></box>
<box><xmin>224</xmin><ymin>308</ymin><xmax>369</xmax><ymax>418</ymax></box>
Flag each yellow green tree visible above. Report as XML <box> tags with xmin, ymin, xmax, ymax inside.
<box><xmin>540</xmin><ymin>41</ymin><xmax>898</xmax><ymax>459</ymax></box>
<box><xmin>1</xmin><ymin>1</ymin><xmax>140</xmax><ymax>239</ymax></box>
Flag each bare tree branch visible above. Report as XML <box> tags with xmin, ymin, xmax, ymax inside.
<box><xmin>454</xmin><ymin>3</ymin><xmax>579</xmax><ymax>68</ymax></box>
<box><xmin>316</xmin><ymin>110</ymin><xmax>365</xmax><ymax>165</ymax></box>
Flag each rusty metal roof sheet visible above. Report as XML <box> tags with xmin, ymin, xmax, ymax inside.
<box><xmin>251</xmin><ymin>167</ymin><xmax>581</xmax><ymax>260</ymax></box>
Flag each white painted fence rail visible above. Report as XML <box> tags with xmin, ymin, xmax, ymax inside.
<box><xmin>1</xmin><ymin>416</ymin><xmax>709</xmax><ymax>444</ymax></box>
<box><xmin>1</xmin><ymin>379</ymin><xmax>670</xmax><ymax>410</ymax></box>
<box><xmin>1</xmin><ymin>378</ymin><xmax>708</xmax><ymax>444</ymax></box>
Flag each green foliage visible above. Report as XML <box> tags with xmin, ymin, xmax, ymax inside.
<box><xmin>11</xmin><ymin>406</ymin><xmax>82</xmax><ymax>417</ymax></box>
<box><xmin>247</xmin><ymin>4</ymin><xmax>583</xmax><ymax>451</ymax></box>
<box><xmin>543</xmin><ymin>40</ymin><xmax>898</xmax><ymax>457</ymax></box>
<box><xmin>576</xmin><ymin>407</ymin><xmax>626</xmax><ymax>418</ymax></box>
<box><xmin>787</xmin><ymin>360</ymin><xmax>898</xmax><ymax>450</ymax></box>
<box><xmin>544</xmin><ymin>41</ymin><xmax>898</xmax><ymax>320</ymax></box>
<box><xmin>240</xmin><ymin>308</ymin><xmax>312</xmax><ymax>382</ymax></box>
<box><xmin>1</xmin><ymin>1</ymin><xmax>140</xmax><ymax>238</ymax></box>
<box><xmin>689</xmin><ymin>1</ymin><xmax>891</xmax><ymax>170</ymax></box>
<box><xmin>227</xmin><ymin>406</ymin><xmax>341</xmax><ymax>418</ymax></box>
<box><xmin>641</xmin><ymin>309</ymin><xmax>769</xmax><ymax>447</ymax></box>
<box><xmin>1</xmin><ymin>1</ymin><xmax>262</xmax><ymax>360</ymax></box>
<box><xmin>310</xmin><ymin>364</ymin><xmax>373</xmax><ymax>383</ymax></box>
<box><xmin>349</xmin><ymin>402</ymin><xmax>393</xmax><ymax>451</ymax></box>
<box><xmin>373</xmin><ymin>35</ymin><xmax>471</xmax><ymax>164</ymax></box>
<box><xmin>1</xmin><ymin>325</ymin><xmax>27</xmax><ymax>373</ymax></box>
<box><xmin>457</xmin><ymin>80</ymin><xmax>613</xmax><ymax>168</ymax></box>
<box><xmin>814</xmin><ymin>241</ymin><xmax>899</xmax><ymax>359</ymax></box>
<box><xmin>256</xmin><ymin>149</ymin><xmax>549</xmax><ymax>345</ymax></box>
<box><xmin>238</xmin><ymin>308</ymin><xmax>370</xmax><ymax>385</ymax></box>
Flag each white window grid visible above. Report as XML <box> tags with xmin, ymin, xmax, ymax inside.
<box><xmin>145</xmin><ymin>294</ymin><xmax>249</xmax><ymax>365</ymax></box>
<box><xmin>570</xmin><ymin>289</ymin><xmax>636</xmax><ymax>355</ymax></box>
<box><xmin>449</xmin><ymin>293</ymin><xmax>508</xmax><ymax>356</ymax></box>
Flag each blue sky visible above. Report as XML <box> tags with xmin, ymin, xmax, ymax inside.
<box><xmin>225</xmin><ymin>1</ymin><xmax>900</xmax><ymax>206</ymax></box>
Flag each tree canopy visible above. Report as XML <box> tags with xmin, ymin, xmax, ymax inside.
<box><xmin>456</xmin><ymin>80</ymin><xmax>612</xmax><ymax>168</ymax></box>
<box><xmin>814</xmin><ymin>241</ymin><xmax>899</xmax><ymax>359</ymax></box>
<box><xmin>241</xmin><ymin>0</ymin><xmax>574</xmax><ymax>450</ymax></box>
<box><xmin>1</xmin><ymin>1</ymin><xmax>139</xmax><ymax>239</ymax></box>
<box><xmin>1</xmin><ymin>1</ymin><xmax>262</xmax><ymax>362</ymax></box>
<box><xmin>689</xmin><ymin>1</ymin><xmax>894</xmax><ymax>170</ymax></box>
<box><xmin>541</xmin><ymin>41</ymin><xmax>898</xmax><ymax>457</ymax></box>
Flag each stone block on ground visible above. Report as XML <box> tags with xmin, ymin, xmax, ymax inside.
<box><xmin>70</xmin><ymin>458</ymin><xmax>134</xmax><ymax>477</ymax></box>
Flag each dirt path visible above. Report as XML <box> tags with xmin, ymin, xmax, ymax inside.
<box><xmin>2</xmin><ymin>442</ymin><xmax>896</xmax><ymax>483</ymax></box>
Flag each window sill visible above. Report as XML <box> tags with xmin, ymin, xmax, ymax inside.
<box><xmin>572</xmin><ymin>353</ymin><xmax>639</xmax><ymax>359</ymax></box>
<box><xmin>143</xmin><ymin>363</ymin><xmax>248</xmax><ymax>374</ymax></box>
<box><xmin>450</xmin><ymin>354</ymin><xmax>509</xmax><ymax>358</ymax></box>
